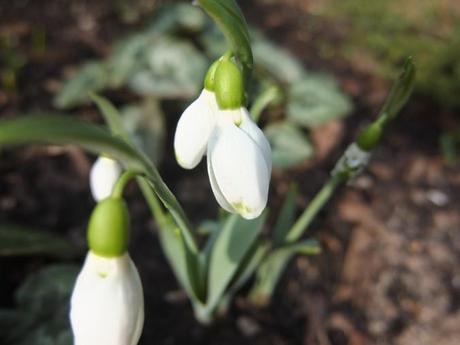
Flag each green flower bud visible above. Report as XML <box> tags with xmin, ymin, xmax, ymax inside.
<box><xmin>204</xmin><ymin>59</ymin><xmax>221</xmax><ymax>92</ymax></box>
<box><xmin>87</xmin><ymin>197</ymin><xmax>129</xmax><ymax>257</ymax></box>
<box><xmin>214</xmin><ymin>59</ymin><xmax>244</xmax><ymax>110</ymax></box>
<box><xmin>356</xmin><ymin>117</ymin><xmax>386</xmax><ymax>151</ymax></box>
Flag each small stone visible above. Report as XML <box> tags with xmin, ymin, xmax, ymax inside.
<box><xmin>426</xmin><ymin>189</ymin><xmax>449</xmax><ymax>207</ymax></box>
<box><xmin>237</xmin><ymin>316</ymin><xmax>261</xmax><ymax>337</ymax></box>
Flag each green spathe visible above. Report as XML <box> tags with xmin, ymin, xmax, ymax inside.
<box><xmin>87</xmin><ymin>197</ymin><xmax>130</xmax><ymax>257</ymax></box>
<box><xmin>214</xmin><ymin>59</ymin><xmax>244</xmax><ymax>110</ymax></box>
<box><xmin>356</xmin><ymin>119</ymin><xmax>384</xmax><ymax>151</ymax></box>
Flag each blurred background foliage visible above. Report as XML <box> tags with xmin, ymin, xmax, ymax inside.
<box><xmin>318</xmin><ymin>0</ymin><xmax>460</xmax><ymax>108</ymax></box>
<box><xmin>53</xmin><ymin>2</ymin><xmax>352</xmax><ymax>169</ymax></box>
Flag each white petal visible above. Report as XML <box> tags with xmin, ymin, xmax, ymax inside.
<box><xmin>208</xmin><ymin>122</ymin><xmax>270</xmax><ymax>219</ymax></box>
<box><xmin>239</xmin><ymin>108</ymin><xmax>272</xmax><ymax>174</ymax></box>
<box><xmin>70</xmin><ymin>252</ymin><xmax>144</xmax><ymax>345</ymax></box>
<box><xmin>90</xmin><ymin>157</ymin><xmax>123</xmax><ymax>202</ymax></box>
<box><xmin>174</xmin><ymin>89</ymin><xmax>217</xmax><ymax>169</ymax></box>
<box><xmin>206</xmin><ymin>135</ymin><xmax>236</xmax><ymax>213</ymax></box>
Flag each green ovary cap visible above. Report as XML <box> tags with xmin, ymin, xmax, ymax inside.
<box><xmin>204</xmin><ymin>59</ymin><xmax>221</xmax><ymax>91</ymax></box>
<box><xmin>87</xmin><ymin>197</ymin><xmax>130</xmax><ymax>257</ymax></box>
<box><xmin>214</xmin><ymin>59</ymin><xmax>244</xmax><ymax>110</ymax></box>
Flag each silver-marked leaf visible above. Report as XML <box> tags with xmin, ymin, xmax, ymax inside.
<box><xmin>1</xmin><ymin>265</ymin><xmax>79</xmax><ymax>345</ymax></box>
<box><xmin>265</xmin><ymin>121</ymin><xmax>314</xmax><ymax>168</ymax></box>
<box><xmin>107</xmin><ymin>33</ymin><xmax>150</xmax><ymax>87</ymax></box>
<box><xmin>147</xmin><ymin>3</ymin><xmax>207</xmax><ymax>34</ymax></box>
<box><xmin>252</xmin><ymin>33</ymin><xmax>306</xmax><ymax>83</ymax></box>
<box><xmin>287</xmin><ymin>74</ymin><xmax>352</xmax><ymax>128</ymax></box>
<box><xmin>128</xmin><ymin>37</ymin><xmax>207</xmax><ymax>99</ymax></box>
<box><xmin>54</xmin><ymin>62</ymin><xmax>109</xmax><ymax>109</ymax></box>
<box><xmin>120</xmin><ymin>100</ymin><xmax>166</xmax><ymax>164</ymax></box>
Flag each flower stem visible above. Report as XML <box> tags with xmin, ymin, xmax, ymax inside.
<box><xmin>250</xmin><ymin>86</ymin><xmax>280</xmax><ymax>122</ymax></box>
<box><xmin>112</xmin><ymin>170</ymin><xmax>143</xmax><ymax>199</ymax></box>
<box><xmin>285</xmin><ymin>174</ymin><xmax>343</xmax><ymax>243</ymax></box>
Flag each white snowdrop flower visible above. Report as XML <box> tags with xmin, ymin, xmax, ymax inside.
<box><xmin>175</xmin><ymin>57</ymin><xmax>272</xmax><ymax>218</ymax></box>
<box><xmin>207</xmin><ymin>107</ymin><xmax>271</xmax><ymax>219</ymax></box>
<box><xmin>70</xmin><ymin>251</ymin><xmax>144</xmax><ymax>345</ymax></box>
<box><xmin>174</xmin><ymin>89</ymin><xmax>218</xmax><ymax>169</ymax></box>
<box><xmin>90</xmin><ymin>156</ymin><xmax>122</xmax><ymax>201</ymax></box>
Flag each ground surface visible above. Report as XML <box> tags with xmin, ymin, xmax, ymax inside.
<box><xmin>1</xmin><ymin>1</ymin><xmax>459</xmax><ymax>345</ymax></box>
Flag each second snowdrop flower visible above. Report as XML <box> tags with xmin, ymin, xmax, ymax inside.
<box><xmin>70</xmin><ymin>197</ymin><xmax>144</xmax><ymax>345</ymax></box>
<box><xmin>90</xmin><ymin>156</ymin><xmax>122</xmax><ymax>201</ymax></box>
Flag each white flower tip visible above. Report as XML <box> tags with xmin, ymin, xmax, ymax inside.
<box><xmin>175</xmin><ymin>151</ymin><xmax>197</xmax><ymax>170</ymax></box>
<box><xmin>231</xmin><ymin>202</ymin><xmax>264</xmax><ymax>220</ymax></box>
<box><xmin>90</xmin><ymin>157</ymin><xmax>122</xmax><ymax>201</ymax></box>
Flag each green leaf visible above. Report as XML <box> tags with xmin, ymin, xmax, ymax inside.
<box><xmin>0</xmin><ymin>115</ymin><xmax>199</xmax><ymax>259</ymax></box>
<box><xmin>147</xmin><ymin>3</ymin><xmax>207</xmax><ymax>34</ymax></box>
<box><xmin>357</xmin><ymin>57</ymin><xmax>416</xmax><ymax>151</ymax></box>
<box><xmin>287</xmin><ymin>74</ymin><xmax>353</xmax><ymax>128</ymax></box>
<box><xmin>379</xmin><ymin>57</ymin><xmax>416</xmax><ymax>122</ymax></box>
<box><xmin>0</xmin><ymin>224</ymin><xmax>76</xmax><ymax>258</ymax></box>
<box><xmin>1</xmin><ymin>265</ymin><xmax>78</xmax><ymax>345</ymax></box>
<box><xmin>264</xmin><ymin>121</ymin><xmax>314</xmax><ymax>168</ymax></box>
<box><xmin>273</xmin><ymin>184</ymin><xmax>299</xmax><ymax>245</ymax></box>
<box><xmin>0</xmin><ymin>115</ymin><xmax>147</xmax><ymax>169</ymax></box>
<box><xmin>440</xmin><ymin>132</ymin><xmax>460</xmax><ymax>164</ymax></box>
<box><xmin>252</xmin><ymin>34</ymin><xmax>306</xmax><ymax>83</ymax></box>
<box><xmin>120</xmin><ymin>100</ymin><xmax>166</xmax><ymax>164</ymax></box>
<box><xmin>128</xmin><ymin>37</ymin><xmax>207</xmax><ymax>99</ymax></box>
<box><xmin>278</xmin><ymin>239</ymin><xmax>321</xmax><ymax>255</ymax></box>
<box><xmin>90</xmin><ymin>94</ymin><xmax>207</xmax><ymax>306</ymax></box>
<box><xmin>16</xmin><ymin>265</ymin><xmax>78</xmax><ymax>315</ymax></box>
<box><xmin>54</xmin><ymin>62</ymin><xmax>110</xmax><ymax>109</ymax></box>
<box><xmin>89</xmin><ymin>97</ymin><xmax>203</xmax><ymax>302</ymax></box>
<box><xmin>197</xmin><ymin>0</ymin><xmax>253</xmax><ymax>77</ymax></box>
<box><xmin>157</xmin><ymin>222</ymin><xmax>200</xmax><ymax>301</ymax></box>
<box><xmin>249</xmin><ymin>240</ymin><xmax>320</xmax><ymax>305</ymax></box>
<box><xmin>206</xmin><ymin>212</ymin><xmax>267</xmax><ymax>314</ymax></box>
<box><xmin>90</xmin><ymin>94</ymin><xmax>127</xmax><ymax>139</ymax></box>
<box><xmin>249</xmin><ymin>85</ymin><xmax>283</xmax><ymax>122</ymax></box>
<box><xmin>106</xmin><ymin>33</ymin><xmax>150</xmax><ymax>87</ymax></box>
<box><xmin>199</xmin><ymin>25</ymin><xmax>228</xmax><ymax>59</ymax></box>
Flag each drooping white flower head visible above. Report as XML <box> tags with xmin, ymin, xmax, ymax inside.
<box><xmin>174</xmin><ymin>89</ymin><xmax>218</xmax><ymax>169</ymax></box>
<box><xmin>90</xmin><ymin>156</ymin><xmax>122</xmax><ymax>201</ymax></box>
<box><xmin>207</xmin><ymin>107</ymin><xmax>271</xmax><ymax>219</ymax></box>
<box><xmin>70</xmin><ymin>251</ymin><xmax>144</xmax><ymax>345</ymax></box>
<box><xmin>174</xmin><ymin>57</ymin><xmax>272</xmax><ymax>219</ymax></box>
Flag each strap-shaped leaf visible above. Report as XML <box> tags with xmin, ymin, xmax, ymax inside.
<box><xmin>90</xmin><ymin>94</ymin><xmax>128</xmax><ymax>139</ymax></box>
<box><xmin>272</xmin><ymin>184</ymin><xmax>299</xmax><ymax>245</ymax></box>
<box><xmin>197</xmin><ymin>0</ymin><xmax>253</xmax><ymax>77</ymax></box>
<box><xmin>206</xmin><ymin>212</ymin><xmax>267</xmax><ymax>314</ymax></box>
<box><xmin>91</xmin><ymin>95</ymin><xmax>207</xmax><ymax>301</ymax></box>
<box><xmin>0</xmin><ymin>115</ymin><xmax>198</xmax><ymax>253</ymax></box>
<box><xmin>0</xmin><ymin>224</ymin><xmax>77</xmax><ymax>258</ymax></box>
<box><xmin>249</xmin><ymin>239</ymin><xmax>320</xmax><ymax>305</ymax></box>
